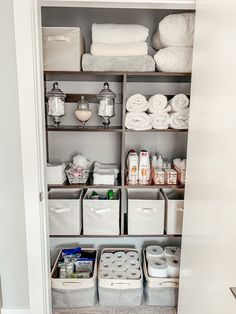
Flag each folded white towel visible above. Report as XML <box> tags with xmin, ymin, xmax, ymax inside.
<box><xmin>149</xmin><ymin>113</ymin><xmax>169</xmax><ymax>129</ymax></box>
<box><xmin>94</xmin><ymin>162</ymin><xmax>119</xmax><ymax>179</ymax></box>
<box><xmin>154</xmin><ymin>47</ymin><xmax>193</xmax><ymax>73</ymax></box>
<box><xmin>92</xmin><ymin>23</ymin><xmax>149</xmax><ymax>44</ymax></box>
<box><xmin>93</xmin><ymin>173</ymin><xmax>115</xmax><ymax>185</ymax></box>
<box><xmin>148</xmin><ymin>94</ymin><xmax>170</xmax><ymax>113</ymax></box>
<box><xmin>152</xmin><ymin>13</ymin><xmax>195</xmax><ymax>50</ymax></box>
<box><xmin>125</xmin><ymin>112</ymin><xmax>152</xmax><ymax>131</ymax></box>
<box><xmin>169</xmin><ymin>109</ymin><xmax>189</xmax><ymax>129</ymax></box>
<box><xmin>90</xmin><ymin>42</ymin><xmax>148</xmax><ymax>57</ymax></box>
<box><xmin>169</xmin><ymin>94</ymin><xmax>189</xmax><ymax>112</ymax></box>
<box><xmin>126</xmin><ymin>94</ymin><xmax>149</xmax><ymax>112</ymax></box>
<box><xmin>47</xmin><ymin>163</ymin><xmax>66</xmax><ymax>184</ymax></box>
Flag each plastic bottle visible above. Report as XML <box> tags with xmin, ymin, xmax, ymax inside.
<box><xmin>138</xmin><ymin>150</ymin><xmax>150</xmax><ymax>185</ymax></box>
<box><xmin>157</xmin><ymin>155</ymin><xmax>164</xmax><ymax>170</ymax></box>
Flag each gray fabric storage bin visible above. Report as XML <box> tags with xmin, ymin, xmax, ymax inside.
<box><xmin>51</xmin><ymin>248</ymin><xmax>97</xmax><ymax>308</ymax></box>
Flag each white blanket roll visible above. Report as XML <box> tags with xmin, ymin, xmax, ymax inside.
<box><xmin>126</xmin><ymin>94</ymin><xmax>149</xmax><ymax>112</ymax></box>
<box><xmin>90</xmin><ymin>42</ymin><xmax>148</xmax><ymax>57</ymax></box>
<box><xmin>169</xmin><ymin>94</ymin><xmax>189</xmax><ymax>112</ymax></box>
<box><xmin>149</xmin><ymin>113</ymin><xmax>169</xmax><ymax>129</ymax></box>
<box><xmin>92</xmin><ymin>23</ymin><xmax>149</xmax><ymax>44</ymax></box>
<box><xmin>169</xmin><ymin>109</ymin><xmax>189</xmax><ymax>129</ymax></box>
<box><xmin>125</xmin><ymin>112</ymin><xmax>152</xmax><ymax>131</ymax></box>
<box><xmin>154</xmin><ymin>47</ymin><xmax>193</xmax><ymax>73</ymax></box>
<box><xmin>152</xmin><ymin>13</ymin><xmax>195</xmax><ymax>50</ymax></box>
<box><xmin>148</xmin><ymin>94</ymin><xmax>169</xmax><ymax>113</ymax></box>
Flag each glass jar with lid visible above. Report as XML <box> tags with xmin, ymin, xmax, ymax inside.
<box><xmin>97</xmin><ymin>82</ymin><xmax>116</xmax><ymax>128</ymax></box>
<box><xmin>46</xmin><ymin>82</ymin><xmax>66</xmax><ymax>127</ymax></box>
<box><xmin>75</xmin><ymin>96</ymin><xmax>92</xmax><ymax>128</ymax></box>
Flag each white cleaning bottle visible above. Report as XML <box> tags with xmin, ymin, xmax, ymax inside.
<box><xmin>139</xmin><ymin>150</ymin><xmax>150</xmax><ymax>185</ymax></box>
<box><xmin>157</xmin><ymin>155</ymin><xmax>164</xmax><ymax>170</ymax></box>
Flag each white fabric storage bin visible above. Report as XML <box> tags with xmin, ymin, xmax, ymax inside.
<box><xmin>128</xmin><ymin>189</ymin><xmax>165</xmax><ymax>235</ymax></box>
<box><xmin>143</xmin><ymin>250</ymin><xmax>179</xmax><ymax>306</ymax></box>
<box><xmin>98</xmin><ymin>248</ymin><xmax>143</xmax><ymax>306</ymax></box>
<box><xmin>42</xmin><ymin>27</ymin><xmax>84</xmax><ymax>71</ymax></box>
<box><xmin>162</xmin><ymin>188</ymin><xmax>185</xmax><ymax>235</ymax></box>
<box><xmin>48</xmin><ymin>189</ymin><xmax>82</xmax><ymax>235</ymax></box>
<box><xmin>83</xmin><ymin>189</ymin><xmax>120</xmax><ymax>235</ymax></box>
<box><xmin>51</xmin><ymin>248</ymin><xmax>97</xmax><ymax>308</ymax></box>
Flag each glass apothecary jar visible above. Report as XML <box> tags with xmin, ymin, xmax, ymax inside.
<box><xmin>75</xmin><ymin>96</ymin><xmax>92</xmax><ymax>128</ymax></box>
<box><xmin>97</xmin><ymin>82</ymin><xmax>116</xmax><ymax>128</ymax></box>
<box><xmin>46</xmin><ymin>82</ymin><xmax>66</xmax><ymax>127</ymax></box>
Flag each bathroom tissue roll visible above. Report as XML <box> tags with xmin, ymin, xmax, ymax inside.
<box><xmin>113</xmin><ymin>260</ymin><xmax>127</xmax><ymax>271</ymax></box>
<box><xmin>127</xmin><ymin>269</ymin><xmax>141</xmax><ymax>280</ymax></box>
<box><xmin>148</xmin><ymin>258</ymin><xmax>168</xmax><ymax>278</ymax></box>
<box><xmin>126</xmin><ymin>251</ymin><xmax>139</xmax><ymax>260</ymax></box>
<box><xmin>146</xmin><ymin>245</ymin><xmax>164</xmax><ymax>261</ymax></box>
<box><xmin>126</xmin><ymin>259</ymin><xmax>140</xmax><ymax>269</ymax></box>
<box><xmin>167</xmin><ymin>256</ymin><xmax>180</xmax><ymax>278</ymax></box>
<box><xmin>101</xmin><ymin>252</ymin><xmax>114</xmax><ymax>262</ymax></box>
<box><xmin>164</xmin><ymin>247</ymin><xmax>181</xmax><ymax>260</ymax></box>
<box><xmin>100</xmin><ymin>270</ymin><xmax>113</xmax><ymax>279</ymax></box>
<box><xmin>114</xmin><ymin>251</ymin><xmax>127</xmax><ymax>261</ymax></box>
<box><xmin>100</xmin><ymin>260</ymin><xmax>113</xmax><ymax>271</ymax></box>
<box><xmin>113</xmin><ymin>270</ymin><xmax>128</xmax><ymax>279</ymax></box>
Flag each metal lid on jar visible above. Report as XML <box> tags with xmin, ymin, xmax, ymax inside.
<box><xmin>97</xmin><ymin>82</ymin><xmax>116</xmax><ymax>100</ymax></box>
<box><xmin>46</xmin><ymin>82</ymin><xmax>66</xmax><ymax>99</ymax></box>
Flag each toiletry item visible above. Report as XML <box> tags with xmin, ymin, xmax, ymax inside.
<box><xmin>157</xmin><ymin>155</ymin><xmax>164</xmax><ymax>169</ymax></box>
<box><xmin>127</xmin><ymin>150</ymin><xmax>139</xmax><ymax>185</ymax></box>
<box><xmin>75</xmin><ymin>96</ymin><xmax>92</xmax><ymax>127</ymax></box>
<box><xmin>138</xmin><ymin>150</ymin><xmax>150</xmax><ymax>185</ymax></box>
<box><xmin>153</xmin><ymin>168</ymin><xmax>165</xmax><ymax>185</ymax></box>
<box><xmin>151</xmin><ymin>155</ymin><xmax>157</xmax><ymax>168</ymax></box>
<box><xmin>146</xmin><ymin>245</ymin><xmax>164</xmax><ymax>261</ymax></box>
<box><xmin>148</xmin><ymin>258</ymin><xmax>168</xmax><ymax>278</ymax></box>
<box><xmin>107</xmin><ymin>190</ymin><xmax>114</xmax><ymax>200</ymax></box>
<box><xmin>165</xmin><ymin>169</ymin><xmax>177</xmax><ymax>184</ymax></box>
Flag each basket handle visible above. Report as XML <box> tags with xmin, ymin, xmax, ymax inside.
<box><xmin>137</xmin><ymin>207</ymin><xmax>157</xmax><ymax>213</ymax></box>
<box><xmin>47</xmin><ymin>35</ymin><xmax>71</xmax><ymax>42</ymax></box>
<box><xmin>176</xmin><ymin>207</ymin><xmax>184</xmax><ymax>213</ymax></box>
<box><xmin>91</xmin><ymin>207</ymin><xmax>111</xmax><ymax>214</ymax></box>
<box><xmin>111</xmin><ymin>282</ymin><xmax>130</xmax><ymax>288</ymax></box>
<box><xmin>159</xmin><ymin>281</ymin><xmax>179</xmax><ymax>287</ymax></box>
<box><xmin>62</xmin><ymin>281</ymin><xmax>81</xmax><ymax>287</ymax></box>
<box><xmin>50</xmin><ymin>207</ymin><xmax>71</xmax><ymax>213</ymax></box>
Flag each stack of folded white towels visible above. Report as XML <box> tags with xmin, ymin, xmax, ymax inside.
<box><xmin>125</xmin><ymin>93</ymin><xmax>189</xmax><ymax>130</ymax></box>
<box><xmin>47</xmin><ymin>163</ymin><xmax>66</xmax><ymax>184</ymax></box>
<box><xmin>93</xmin><ymin>162</ymin><xmax>119</xmax><ymax>185</ymax></box>
<box><xmin>152</xmin><ymin>13</ymin><xmax>195</xmax><ymax>72</ymax></box>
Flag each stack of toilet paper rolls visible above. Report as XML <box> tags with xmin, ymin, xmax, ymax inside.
<box><xmin>146</xmin><ymin>245</ymin><xmax>181</xmax><ymax>278</ymax></box>
<box><xmin>99</xmin><ymin>250</ymin><xmax>141</xmax><ymax>280</ymax></box>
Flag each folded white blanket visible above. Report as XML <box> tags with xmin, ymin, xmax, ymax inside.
<box><xmin>169</xmin><ymin>109</ymin><xmax>189</xmax><ymax>129</ymax></box>
<box><xmin>152</xmin><ymin>13</ymin><xmax>195</xmax><ymax>50</ymax></box>
<box><xmin>169</xmin><ymin>94</ymin><xmax>189</xmax><ymax>112</ymax></box>
<box><xmin>92</xmin><ymin>23</ymin><xmax>149</xmax><ymax>44</ymax></box>
<box><xmin>126</xmin><ymin>94</ymin><xmax>149</xmax><ymax>112</ymax></box>
<box><xmin>148</xmin><ymin>94</ymin><xmax>170</xmax><ymax>113</ymax></box>
<box><xmin>149</xmin><ymin>113</ymin><xmax>169</xmax><ymax>129</ymax></box>
<box><xmin>90</xmin><ymin>42</ymin><xmax>148</xmax><ymax>57</ymax></box>
<box><xmin>125</xmin><ymin>112</ymin><xmax>152</xmax><ymax>131</ymax></box>
<box><xmin>154</xmin><ymin>47</ymin><xmax>193</xmax><ymax>72</ymax></box>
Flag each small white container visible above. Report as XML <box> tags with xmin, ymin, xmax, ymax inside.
<box><xmin>83</xmin><ymin>189</ymin><xmax>120</xmax><ymax>235</ymax></box>
<box><xmin>51</xmin><ymin>248</ymin><xmax>97</xmax><ymax>308</ymax></box>
<box><xmin>43</xmin><ymin>27</ymin><xmax>84</xmax><ymax>71</ymax></box>
<box><xmin>127</xmin><ymin>189</ymin><xmax>165</xmax><ymax>235</ymax></box>
<box><xmin>162</xmin><ymin>188</ymin><xmax>185</xmax><ymax>235</ymax></box>
<box><xmin>143</xmin><ymin>250</ymin><xmax>179</xmax><ymax>306</ymax></box>
<box><xmin>48</xmin><ymin>189</ymin><xmax>82</xmax><ymax>235</ymax></box>
<box><xmin>98</xmin><ymin>248</ymin><xmax>143</xmax><ymax>306</ymax></box>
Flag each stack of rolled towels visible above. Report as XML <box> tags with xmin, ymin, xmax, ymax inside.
<box><xmin>146</xmin><ymin>245</ymin><xmax>181</xmax><ymax>278</ymax></box>
<box><xmin>93</xmin><ymin>161</ymin><xmax>119</xmax><ymax>185</ymax></box>
<box><xmin>152</xmin><ymin>13</ymin><xmax>195</xmax><ymax>72</ymax></box>
<box><xmin>82</xmin><ymin>23</ymin><xmax>155</xmax><ymax>72</ymax></box>
<box><xmin>125</xmin><ymin>93</ymin><xmax>189</xmax><ymax>130</ymax></box>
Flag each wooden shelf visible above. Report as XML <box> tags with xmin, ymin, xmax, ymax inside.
<box><xmin>125</xmin><ymin>184</ymin><xmax>185</xmax><ymax>189</ymax></box>
<box><xmin>49</xmin><ymin>234</ymin><xmax>182</xmax><ymax>238</ymax></box>
<box><xmin>47</xmin><ymin>125</ymin><xmax>122</xmax><ymax>132</ymax></box>
<box><xmin>125</xmin><ymin>128</ymin><xmax>188</xmax><ymax>133</ymax></box>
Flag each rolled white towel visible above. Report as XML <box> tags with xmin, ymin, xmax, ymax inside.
<box><xmin>125</xmin><ymin>112</ymin><xmax>152</xmax><ymax>131</ymax></box>
<box><xmin>92</xmin><ymin>23</ymin><xmax>149</xmax><ymax>44</ymax></box>
<box><xmin>154</xmin><ymin>47</ymin><xmax>193</xmax><ymax>73</ymax></box>
<box><xmin>126</xmin><ymin>94</ymin><xmax>149</xmax><ymax>112</ymax></box>
<box><xmin>169</xmin><ymin>94</ymin><xmax>189</xmax><ymax>112</ymax></box>
<box><xmin>152</xmin><ymin>13</ymin><xmax>195</xmax><ymax>50</ymax></box>
<box><xmin>90</xmin><ymin>42</ymin><xmax>148</xmax><ymax>57</ymax></box>
<box><xmin>169</xmin><ymin>109</ymin><xmax>189</xmax><ymax>129</ymax></box>
<box><xmin>148</xmin><ymin>94</ymin><xmax>170</xmax><ymax>113</ymax></box>
<box><xmin>149</xmin><ymin>113</ymin><xmax>169</xmax><ymax>129</ymax></box>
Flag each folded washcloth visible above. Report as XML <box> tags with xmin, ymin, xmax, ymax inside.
<box><xmin>149</xmin><ymin>112</ymin><xmax>170</xmax><ymax>129</ymax></box>
<box><xmin>148</xmin><ymin>94</ymin><xmax>170</xmax><ymax>113</ymax></box>
<box><xmin>154</xmin><ymin>47</ymin><xmax>193</xmax><ymax>72</ymax></box>
<box><xmin>125</xmin><ymin>112</ymin><xmax>152</xmax><ymax>131</ymax></box>
<box><xmin>92</xmin><ymin>23</ymin><xmax>149</xmax><ymax>44</ymax></box>
<box><xmin>93</xmin><ymin>173</ymin><xmax>115</xmax><ymax>185</ymax></box>
<box><xmin>169</xmin><ymin>94</ymin><xmax>189</xmax><ymax>112</ymax></box>
<box><xmin>94</xmin><ymin>162</ymin><xmax>119</xmax><ymax>179</ymax></box>
<box><xmin>152</xmin><ymin>13</ymin><xmax>195</xmax><ymax>50</ymax></box>
<box><xmin>90</xmin><ymin>42</ymin><xmax>148</xmax><ymax>57</ymax></box>
<box><xmin>126</xmin><ymin>94</ymin><xmax>149</xmax><ymax>112</ymax></box>
<box><xmin>169</xmin><ymin>109</ymin><xmax>189</xmax><ymax>129</ymax></box>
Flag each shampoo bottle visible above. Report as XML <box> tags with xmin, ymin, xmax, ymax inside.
<box><xmin>157</xmin><ymin>155</ymin><xmax>164</xmax><ymax>170</ymax></box>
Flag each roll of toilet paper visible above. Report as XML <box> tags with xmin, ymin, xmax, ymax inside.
<box><xmin>127</xmin><ymin>269</ymin><xmax>141</xmax><ymax>280</ymax></box>
<box><xmin>113</xmin><ymin>270</ymin><xmax>128</xmax><ymax>279</ymax></box>
<box><xmin>125</xmin><ymin>259</ymin><xmax>140</xmax><ymax>269</ymax></box>
<box><xmin>167</xmin><ymin>256</ymin><xmax>180</xmax><ymax>278</ymax></box>
<box><xmin>100</xmin><ymin>270</ymin><xmax>113</xmax><ymax>279</ymax></box>
<box><xmin>164</xmin><ymin>247</ymin><xmax>181</xmax><ymax>260</ymax></box>
<box><xmin>114</xmin><ymin>251</ymin><xmax>127</xmax><ymax>261</ymax></box>
<box><xmin>113</xmin><ymin>260</ymin><xmax>127</xmax><ymax>271</ymax></box>
<box><xmin>100</xmin><ymin>260</ymin><xmax>113</xmax><ymax>271</ymax></box>
<box><xmin>146</xmin><ymin>245</ymin><xmax>164</xmax><ymax>261</ymax></box>
<box><xmin>126</xmin><ymin>251</ymin><xmax>138</xmax><ymax>260</ymax></box>
<box><xmin>101</xmin><ymin>252</ymin><xmax>114</xmax><ymax>262</ymax></box>
<box><xmin>148</xmin><ymin>258</ymin><xmax>168</xmax><ymax>278</ymax></box>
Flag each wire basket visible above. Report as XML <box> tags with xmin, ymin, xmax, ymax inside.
<box><xmin>65</xmin><ymin>163</ymin><xmax>91</xmax><ymax>184</ymax></box>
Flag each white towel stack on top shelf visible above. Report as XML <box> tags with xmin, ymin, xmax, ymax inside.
<box><xmin>93</xmin><ymin>162</ymin><xmax>119</xmax><ymax>185</ymax></box>
<box><xmin>169</xmin><ymin>94</ymin><xmax>190</xmax><ymax>129</ymax></box>
<box><xmin>152</xmin><ymin>13</ymin><xmax>195</xmax><ymax>72</ymax></box>
<box><xmin>47</xmin><ymin>163</ymin><xmax>66</xmax><ymax>184</ymax></box>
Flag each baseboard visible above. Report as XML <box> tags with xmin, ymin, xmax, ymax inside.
<box><xmin>1</xmin><ymin>309</ymin><xmax>30</xmax><ymax>314</ymax></box>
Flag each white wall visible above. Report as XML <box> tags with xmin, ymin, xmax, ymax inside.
<box><xmin>0</xmin><ymin>0</ymin><xmax>29</xmax><ymax>309</ymax></box>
